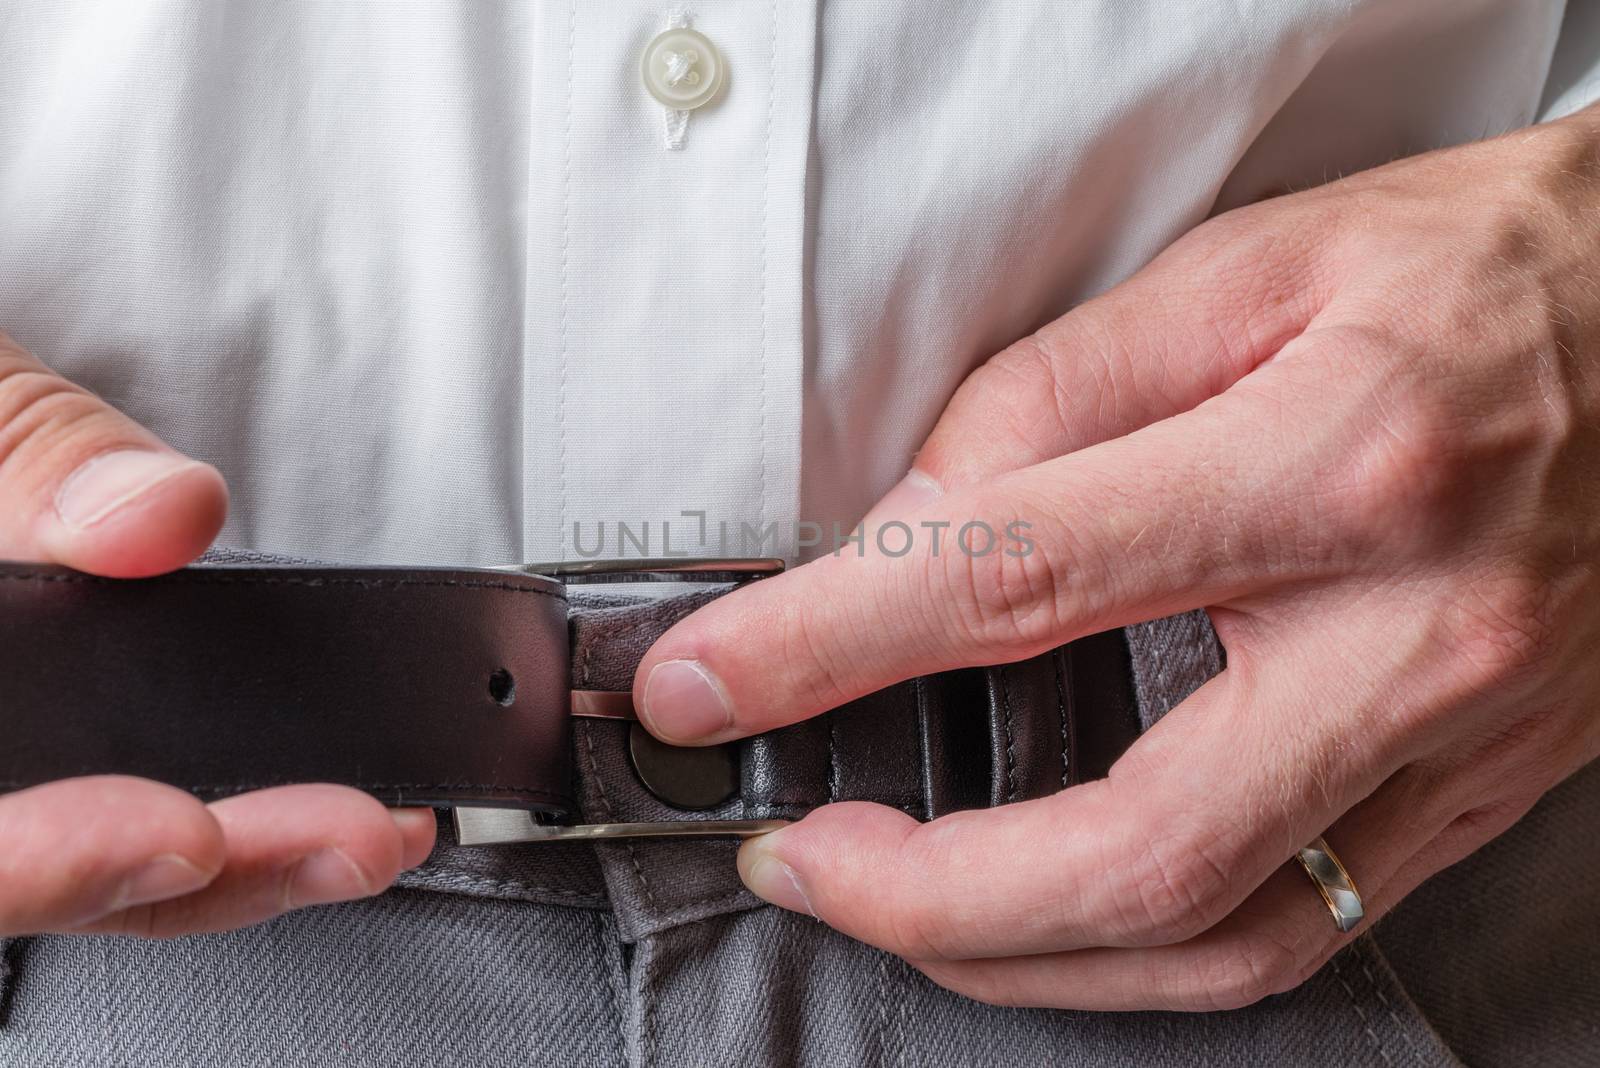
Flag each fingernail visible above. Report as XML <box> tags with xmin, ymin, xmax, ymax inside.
<box><xmin>56</xmin><ymin>450</ymin><xmax>196</xmax><ymax>530</ymax></box>
<box><xmin>287</xmin><ymin>849</ymin><xmax>374</xmax><ymax>908</ymax></box>
<box><xmin>740</xmin><ymin>837</ymin><xmax>816</xmax><ymax>917</ymax></box>
<box><xmin>389</xmin><ymin>808</ymin><xmax>438</xmax><ymax>869</ymax></box>
<box><xmin>641</xmin><ymin>659</ymin><xmax>732</xmax><ymax>743</ymax></box>
<box><xmin>874</xmin><ymin>469</ymin><xmax>943</xmax><ymax>519</ymax></box>
<box><xmin>116</xmin><ymin>853</ymin><xmax>212</xmax><ymax>909</ymax></box>
<box><xmin>389</xmin><ymin>808</ymin><xmax>436</xmax><ymax>837</ymax></box>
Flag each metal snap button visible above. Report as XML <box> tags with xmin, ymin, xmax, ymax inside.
<box><xmin>641</xmin><ymin>27</ymin><xmax>723</xmax><ymax>110</ymax></box>
<box><xmin>628</xmin><ymin>722</ymin><xmax>738</xmax><ymax>810</ymax></box>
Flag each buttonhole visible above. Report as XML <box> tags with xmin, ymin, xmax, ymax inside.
<box><xmin>488</xmin><ymin>669</ymin><xmax>516</xmax><ymax>707</ymax></box>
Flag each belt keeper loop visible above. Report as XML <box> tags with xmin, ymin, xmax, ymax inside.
<box><xmin>456</xmin><ymin>557</ymin><xmax>790</xmax><ymax>845</ymax></box>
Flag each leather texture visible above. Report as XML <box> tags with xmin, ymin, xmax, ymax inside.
<box><xmin>737</xmin><ymin>630</ymin><xmax>1137</xmax><ymax>822</ymax></box>
<box><xmin>0</xmin><ymin>562</ymin><xmax>573</xmax><ymax>812</ymax></box>
<box><xmin>0</xmin><ymin>560</ymin><xmax>1136</xmax><ymax>824</ymax></box>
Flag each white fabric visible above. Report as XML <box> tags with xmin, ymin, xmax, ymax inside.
<box><xmin>0</xmin><ymin>1</ymin><xmax>1588</xmax><ymax>566</ymax></box>
<box><xmin>1545</xmin><ymin>0</ymin><xmax>1600</xmax><ymax>119</ymax></box>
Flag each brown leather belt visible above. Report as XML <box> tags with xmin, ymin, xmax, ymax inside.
<box><xmin>0</xmin><ymin>558</ymin><xmax>1139</xmax><ymax>842</ymax></box>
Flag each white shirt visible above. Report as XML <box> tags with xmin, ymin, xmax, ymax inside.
<box><xmin>0</xmin><ymin>1</ymin><xmax>1594</xmax><ymax>565</ymax></box>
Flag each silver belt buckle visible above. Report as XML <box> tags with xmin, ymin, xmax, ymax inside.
<box><xmin>453</xmin><ymin>810</ymin><xmax>789</xmax><ymax>845</ymax></box>
<box><xmin>456</xmin><ymin>557</ymin><xmax>790</xmax><ymax>845</ymax></box>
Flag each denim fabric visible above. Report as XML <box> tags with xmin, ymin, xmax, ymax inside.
<box><xmin>0</xmin><ymin>892</ymin><xmax>1465</xmax><ymax>1068</ymax></box>
<box><xmin>8</xmin><ymin>893</ymin><xmax>626</xmax><ymax>1065</ymax></box>
<box><xmin>616</xmin><ymin>904</ymin><xmax>1460</xmax><ymax>1067</ymax></box>
<box><xmin>0</xmin><ymin>583</ymin><xmax>1593</xmax><ymax>1065</ymax></box>
<box><xmin>1377</xmin><ymin>761</ymin><xmax>1600</xmax><ymax>1067</ymax></box>
<box><xmin>1124</xmin><ymin>609</ymin><xmax>1225</xmax><ymax>730</ymax></box>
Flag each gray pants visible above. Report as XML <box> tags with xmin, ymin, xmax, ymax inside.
<box><xmin>2</xmin><ymin>599</ymin><xmax>1595</xmax><ymax>1067</ymax></box>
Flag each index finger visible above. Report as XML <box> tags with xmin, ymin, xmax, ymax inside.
<box><xmin>634</xmin><ymin>376</ymin><xmax>1305</xmax><ymax>746</ymax></box>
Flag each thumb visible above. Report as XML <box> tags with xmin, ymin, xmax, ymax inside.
<box><xmin>0</xmin><ymin>333</ymin><xmax>227</xmax><ymax>577</ymax></box>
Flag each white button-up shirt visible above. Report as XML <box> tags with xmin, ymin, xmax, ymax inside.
<box><xmin>0</xmin><ymin>2</ymin><xmax>1594</xmax><ymax>565</ymax></box>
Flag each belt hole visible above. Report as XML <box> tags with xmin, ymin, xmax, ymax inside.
<box><xmin>488</xmin><ymin>669</ymin><xmax>516</xmax><ymax>707</ymax></box>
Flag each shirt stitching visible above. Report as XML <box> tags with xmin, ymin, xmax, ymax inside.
<box><xmin>555</xmin><ymin>0</ymin><xmax>577</xmax><ymax>557</ymax></box>
<box><xmin>755</xmin><ymin>0</ymin><xmax>777</xmax><ymax>546</ymax></box>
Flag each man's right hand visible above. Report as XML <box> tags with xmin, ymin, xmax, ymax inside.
<box><xmin>0</xmin><ymin>331</ymin><xmax>435</xmax><ymax>938</ymax></box>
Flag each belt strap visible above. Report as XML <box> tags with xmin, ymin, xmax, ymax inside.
<box><xmin>0</xmin><ymin>563</ymin><xmax>573</xmax><ymax>812</ymax></box>
<box><xmin>0</xmin><ymin>560</ymin><xmax>1139</xmax><ymax>832</ymax></box>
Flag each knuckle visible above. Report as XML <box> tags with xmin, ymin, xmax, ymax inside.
<box><xmin>988</xmin><ymin>330</ymin><xmax>1121</xmax><ymax>453</ymax></box>
<box><xmin>928</xmin><ymin>336</ymin><xmax>1075</xmax><ymax>479</ymax></box>
<box><xmin>1448</xmin><ymin>797</ymin><xmax>1537</xmax><ymax>844</ymax></box>
<box><xmin>1103</xmin><ymin>821</ymin><xmax>1240</xmax><ymax>944</ymax></box>
<box><xmin>0</xmin><ymin>364</ymin><xmax>101</xmax><ymax>477</ymax></box>
<box><xmin>974</xmin><ymin>335</ymin><xmax>1067</xmax><ymax>418</ymax></box>
<box><xmin>1196</xmin><ymin>930</ymin><xmax>1312</xmax><ymax>1011</ymax></box>
<box><xmin>774</xmin><ymin>597</ymin><xmax>864</xmax><ymax>713</ymax></box>
<box><xmin>934</xmin><ymin>501</ymin><xmax>1077</xmax><ymax>657</ymax></box>
<box><xmin>1328</xmin><ymin>406</ymin><xmax>1463</xmax><ymax>557</ymax></box>
<box><xmin>1281</xmin><ymin>326</ymin><xmax>1461</xmax><ymax>553</ymax></box>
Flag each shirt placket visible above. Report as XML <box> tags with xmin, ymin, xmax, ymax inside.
<box><xmin>522</xmin><ymin>0</ymin><xmax>817</xmax><ymax>564</ymax></box>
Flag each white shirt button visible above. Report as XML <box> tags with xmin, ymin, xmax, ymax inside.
<box><xmin>641</xmin><ymin>27</ymin><xmax>723</xmax><ymax>110</ymax></box>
